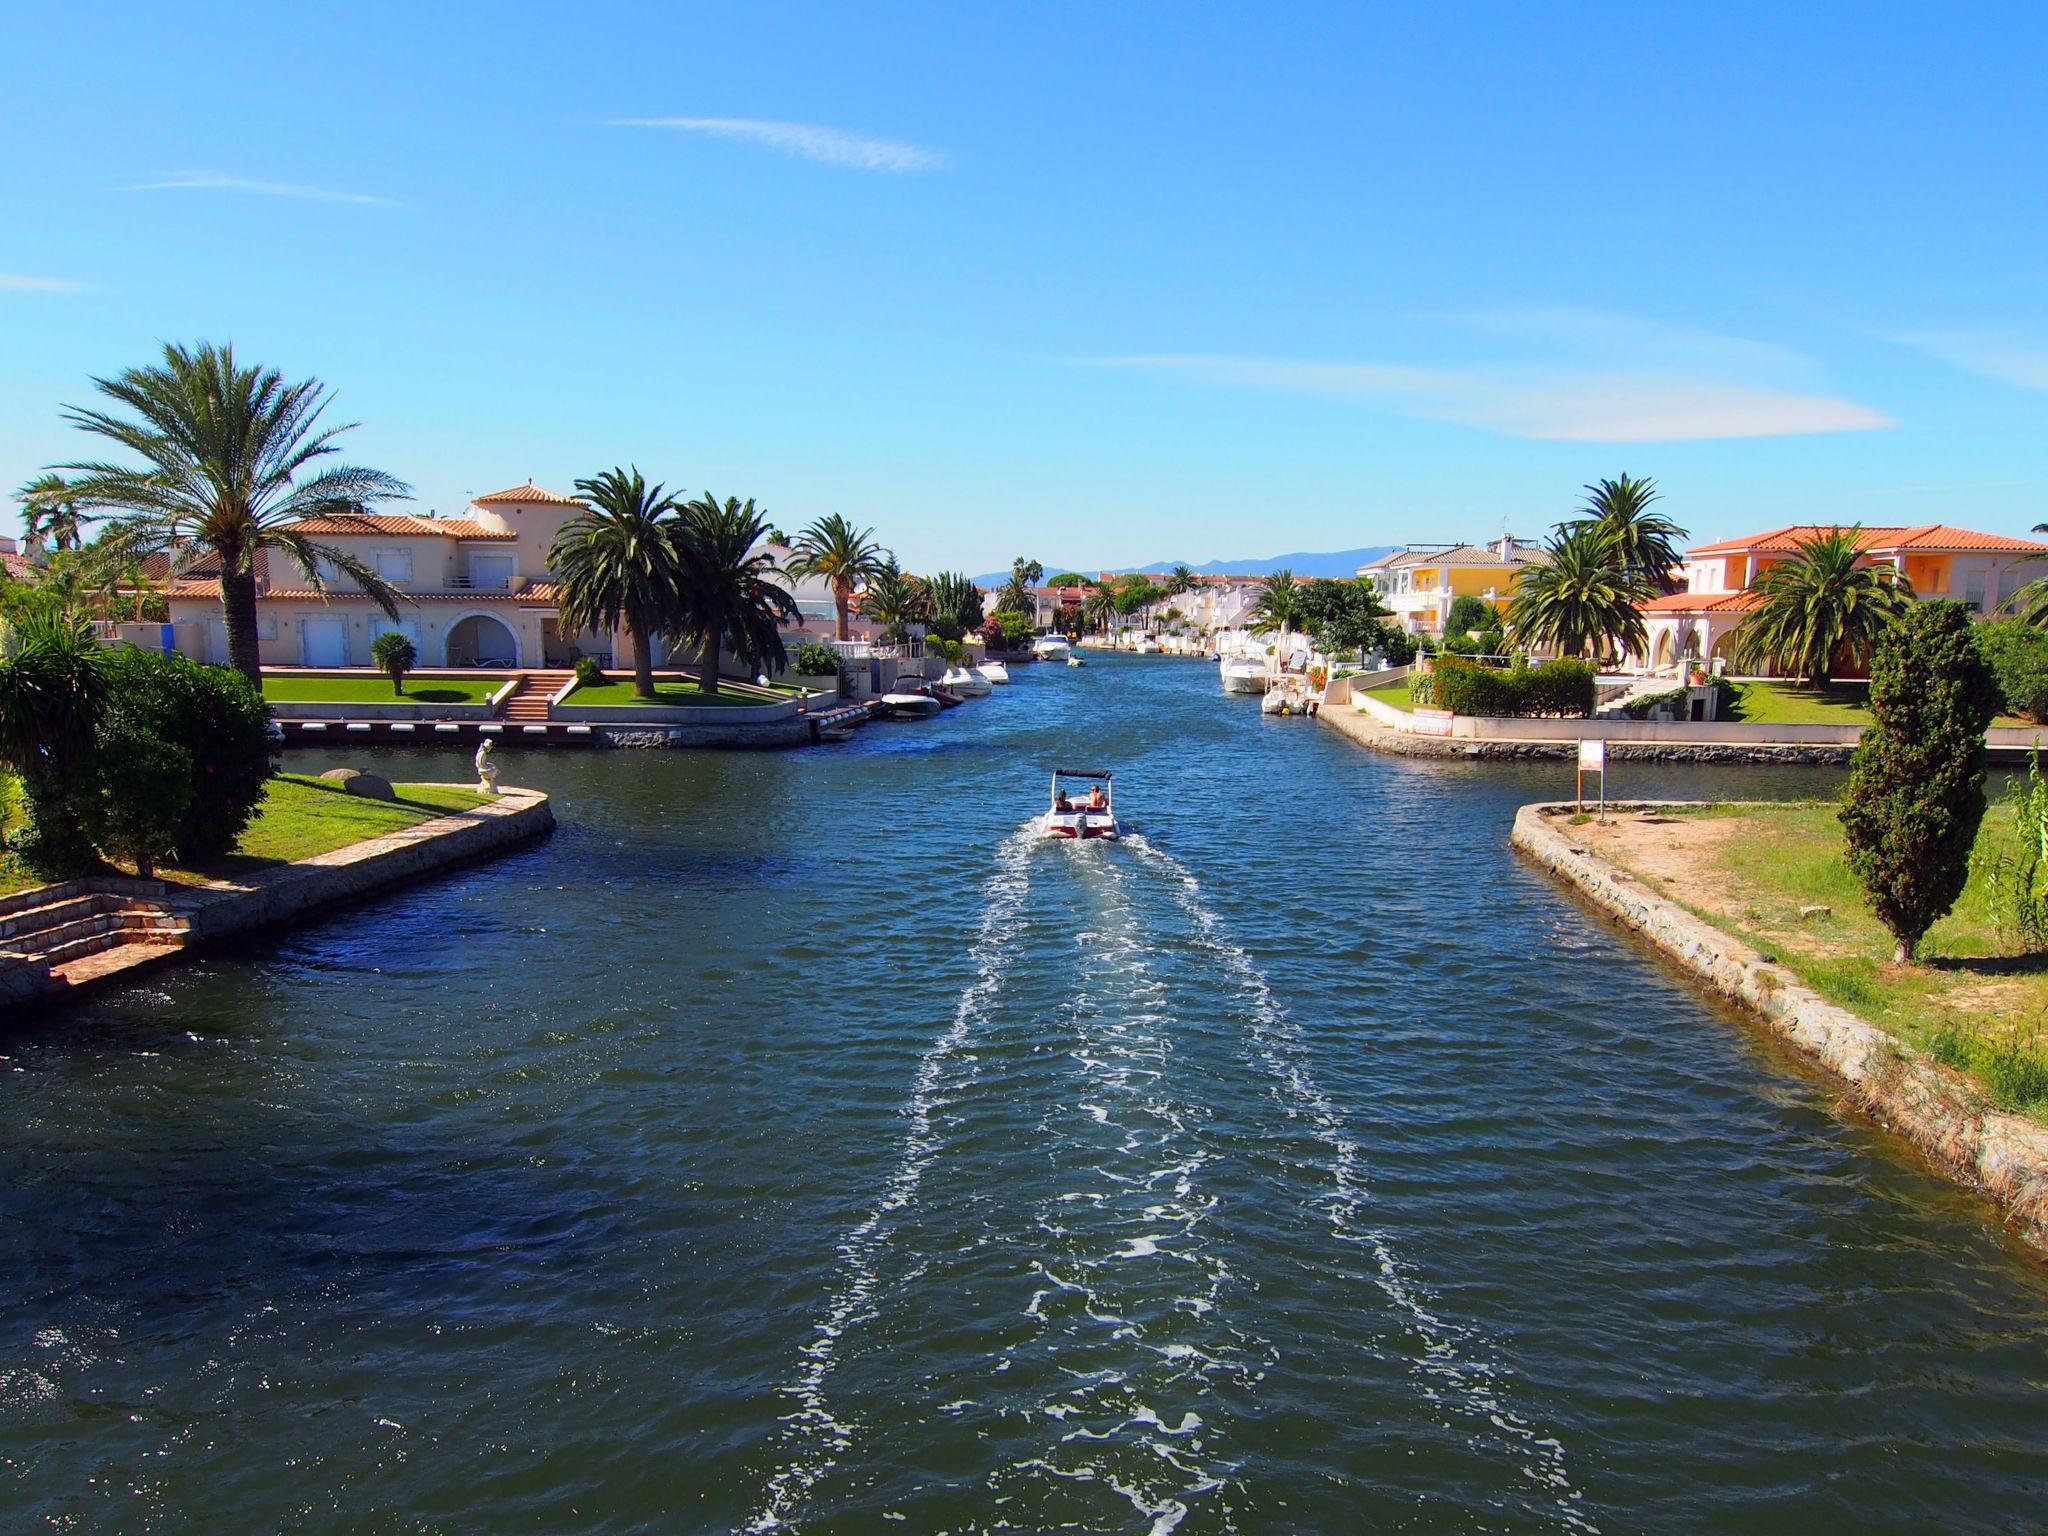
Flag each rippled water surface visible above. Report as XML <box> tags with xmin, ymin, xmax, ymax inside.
<box><xmin>6</xmin><ymin>656</ymin><xmax>2048</xmax><ymax>1533</ymax></box>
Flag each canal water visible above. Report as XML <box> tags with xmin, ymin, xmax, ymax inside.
<box><xmin>4</xmin><ymin>656</ymin><xmax>2047</xmax><ymax>1533</ymax></box>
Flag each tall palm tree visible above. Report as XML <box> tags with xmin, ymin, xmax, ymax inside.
<box><xmin>997</xmin><ymin>556</ymin><xmax>1042</xmax><ymax>616</ymax></box>
<box><xmin>14</xmin><ymin>473</ymin><xmax>84</xmax><ymax>552</ymax></box>
<box><xmin>789</xmin><ymin>513</ymin><xmax>885</xmax><ymax>641</ymax></box>
<box><xmin>1082</xmin><ymin>587</ymin><xmax>1118</xmax><ymax>635</ymax></box>
<box><xmin>1560</xmin><ymin>474</ymin><xmax>1687</xmax><ymax>594</ymax></box>
<box><xmin>676</xmin><ymin>492</ymin><xmax>798</xmax><ymax>696</ymax></box>
<box><xmin>1247</xmin><ymin>567</ymin><xmax>1305</xmax><ymax>646</ymax></box>
<box><xmin>860</xmin><ymin>557</ymin><xmax>932</xmax><ymax>642</ymax></box>
<box><xmin>551</xmin><ymin>467</ymin><xmax>692</xmax><ymax>700</ymax></box>
<box><xmin>1507</xmin><ymin>526</ymin><xmax>1652</xmax><ymax>661</ymax></box>
<box><xmin>50</xmin><ymin>341</ymin><xmax>409</xmax><ymax>685</ymax></box>
<box><xmin>1166</xmin><ymin>564</ymin><xmax>1196</xmax><ymax>598</ymax></box>
<box><xmin>1731</xmin><ymin>526</ymin><xmax>1913</xmax><ymax>687</ymax></box>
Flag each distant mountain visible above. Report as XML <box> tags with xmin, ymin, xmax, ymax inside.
<box><xmin>971</xmin><ymin>547</ymin><xmax>1396</xmax><ymax>586</ymax></box>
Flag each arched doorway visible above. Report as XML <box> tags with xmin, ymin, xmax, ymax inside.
<box><xmin>446</xmin><ymin>613</ymin><xmax>519</xmax><ymax>667</ymax></box>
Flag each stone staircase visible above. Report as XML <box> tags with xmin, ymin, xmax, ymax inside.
<box><xmin>0</xmin><ymin>878</ymin><xmax>191</xmax><ymax>1006</ymax></box>
<box><xmin>499</xmin><ymin>671</ymin><xmax>572</xmax><ymax>723</ymax></box>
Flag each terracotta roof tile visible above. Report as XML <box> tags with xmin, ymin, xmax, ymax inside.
<box><xmin>1641</xmin><ymin>591</ymin><xmax>1762</xmax><ymax>614</ymax></box>
<box><xmin>473</xmin><ymin>481</ymin><xmax>582</xmax><ymax>507</ymax></box>
<box><xmin>284</xmin><ymin>514</ymin><xmax>515</xmax><ymax>539</ymax></box>
<box><xmin>1689</xmin><ymin>524</ymin><xmax>2048</xmax><ymax>557</ymax></box>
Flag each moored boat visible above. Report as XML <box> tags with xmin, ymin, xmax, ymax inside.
<box><xmin>1032</xmin><ymin>633</ymin><xmax>1074</xmax><ymax>661</ymax></box>
<box><xmin>880</xmin><ymin>685</ymin><xmax>942</xmax><ymax>719</ymax></box>
<box><xmin>941</xmin><ymin>665</ymin><xmax>992</xmax><ymax>697</ymax></box>
<box><xmin>978</xmin><ymin>659</ymin><xmax>1011</xmax><ymax>684</ymax></box>
<box><xmin>1220</xmin><ymin>656</ymin><xmax>1267</xmax><ymax>694</ymax></box>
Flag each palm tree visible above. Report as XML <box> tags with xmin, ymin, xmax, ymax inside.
<box><xmin>14</xmin><ymin>473</ymin><xmax>84</xmax><ymax>552</ymax></box>
<box><xmin>1731</xmin><ymin>526</ymin><xmax>1913</xmax><ymax>687</ymax></box>
<box><xmin>675</xmin><ymin>493</ymin><xmax>798</xmax><ymax>697</ymax></box>
<box><xmin>1247</xmin><ymin>567</ymin><xmax>1305</xmax><ymax>648</ymax></box>
<box><xmin>0</xmin><ymin>605</ymin><xmax>106</xmax><ymax>864</ymax></box>
<box><xmin>925</xmin><ymin>570</ymin><xmax>985</xmax><ymax>638</ymax></box>
<box><xmin>1559</xmin><ymin>474</ymin><xmax>1687</xmax><ymax>594</ymax></box>
<box><xmin>550</xmin><ymin>467</ymin><xmax>692</xmax><ymax>699</ymax></box>
<box><xmin>1167</xmin><ymin>563</ymin><xmax>1196</xmax><ymax>597</ymax></box>
<box><xmin>789</xmin><ymin>513</ymin><xmax>885</xmax><ymax>641</ymax></box>
<box><xmin>997</xmin><ymin>557</ymin><xmax>1042</xmax><ymax>616</ymax></box>
<box><xmin>859</xmin><ymin>557</ymin><xmax>932</xmax><ymax>643</ymax></box>
<box><xmin>50</xmin><ymin>341</ymin><xmax>409</xmax><ymax>685</ymax></box>
<box><xmin>1082</xmin><ymin>587</ymin><xmax>1118</xmax><ymax>635</ymax></box>
<box><xmin>1507</xmin><ymin>526</ymin><xmax>1653</xmax><ymax>661</ymax></box>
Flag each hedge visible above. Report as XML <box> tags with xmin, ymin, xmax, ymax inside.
<box><xmin>1413</xmin><ymin>655</ymin><xmax>1595</xmax><ymax>718</ymax></box>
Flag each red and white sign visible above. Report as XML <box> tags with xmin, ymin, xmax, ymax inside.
<box><xmin>1413</xmin><ymin>707</ymin><xmax>1455</xmax><ymax>737</ymax></box>
<box><xmin>1578</xmin><ymin>738</ymin><xmax>1606</xmax><ymax>769</ymax></box>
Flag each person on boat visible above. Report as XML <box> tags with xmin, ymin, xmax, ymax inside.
<box><xmin>1086</xmin><ymin>784</ymin><xmax>1107</xmax><ymax>812</ymax></box>
<box><xmin>1054</xmin><ymin>789</ymin><xmax>1074</xmax><ymax>813</ymax></box>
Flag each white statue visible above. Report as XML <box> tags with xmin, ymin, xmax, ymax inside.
<box><xmin>474</xmin><ymin>738</ymin><xmax>500</xmax><ymax>796</ymax></box>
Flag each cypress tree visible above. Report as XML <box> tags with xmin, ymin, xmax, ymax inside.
<box><xmin>1840</xmin><ymin>600</ymin><xmax>1998</xmax><ymax>963</ymax></box>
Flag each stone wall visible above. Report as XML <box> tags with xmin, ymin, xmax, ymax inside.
<box><xmin>1322</xmin><ymin>703</ymin><xmax>1851</xmax><ymax>764</ymax></box>
<box><xmin>1510</xmin><ymin>800</ymin><xmax>2048</xmax><ymax>1257</ymax></box>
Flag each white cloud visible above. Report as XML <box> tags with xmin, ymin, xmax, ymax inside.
<box><xmin>612</xmin><ymin>117</ymin><xmax>942</xmax><ymax>172</ymax></box>
<box><xmin>124</xmin><ymin>171</ymin><xmax>389</xmax><ymax>206</ymax></box>
<box><xmin>1091</xmin><ymin>354</ymin><xmax>1894</xmax><ymax>443</ymax></box>
<box><xmin>1900</xmin><ymin>329</ymin><xmax>2048</xmax><ymax>392</ymax></box>
<box><xmin>0</xmin><ymin>272</ymin><xmax>86</xmax><ymax>292</ymax></box>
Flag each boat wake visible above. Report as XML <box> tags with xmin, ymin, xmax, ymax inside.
<box><xmin>1125</xmin><ymin>833</ymin><xmax>1602</xmax><ymax>1535</ymax></box>
<box><xmin>744</xmin><ymin>822</ymin><xmax>1040</xmax><ymax>1533</ymax></box>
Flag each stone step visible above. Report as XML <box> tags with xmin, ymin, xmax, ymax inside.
<box><xmin>0</xmin><ymin>894</ymin><xmax>106</xmax><ymax>941</ymax></box>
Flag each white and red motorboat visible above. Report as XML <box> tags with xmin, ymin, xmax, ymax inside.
<box><xmin>1043</xmin><ymin>768</ymin><xmax>1120</xmax><ymax>840</ymax></box>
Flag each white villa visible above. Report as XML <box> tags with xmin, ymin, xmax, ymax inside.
<box><xmin>137</xmin><ymin>482</ymin><xmax>840</xmax><ymax>671</ymax></box>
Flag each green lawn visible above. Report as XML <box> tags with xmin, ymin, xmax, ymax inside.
<box><xmin>0</xmin><ymin>772</ymin><xmax>489</xmax><ymax>894</ymax></box>
<box><xmin>563</xmin><ymin>677</ymin><xmax>806</xmax><ymax>708</ymax></box>
<box><xmin>1360</xmin><ymin>681</ymin><xmax>1415</xmax><ymax>713</ymax></box>
<box><xmin>1723</xmin><ymin>679</ymin><xmax>2035</xmax><ymax>731</ymax></box>
<box><xmin>262</xmin><ymin>673</ymin><xmax>508</xmax><ymax>705</ymax></box>
<box><xmin>1588</xmin><ymin>799</ymin><xmax>2048</xmax><ymax>1119</ymax></box>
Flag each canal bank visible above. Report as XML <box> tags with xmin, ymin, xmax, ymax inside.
<box><xmin>1512</xmin><ymin>800</ymin><xmax>2048</xmax><ymax>1256</ymax></box>
<box><xmin>7</xmin><ymin>657</ymin><xmax>2048</xmax><ymax>1534</ymax></box>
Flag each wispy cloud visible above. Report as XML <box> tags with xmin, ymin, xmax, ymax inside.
<box><xmin>611</xmin><ymin>117</ymin><xmax>943</xmax><ymax>172</ymax></box>
<box><xmin>124</xmin><ymin>171</ymin><xmax>389</xmax><ymax>206</ymax></box>
<box><xmin>1092</xmin><ymin>354</ymin><xmax>1892</xmax><ymax>442</ymax></box>
<box><xmin>0</xmin><ymin>272</ymin><xmax>87</xmax><ymax>293</ymax></box>
<box><xmin>1899</xmin><ymin>328</ymin><xmax>2048</xmax><ymax>392</ymax></box>
<box><xmin>1090</xmin><ymin>312</ymin><xmax>1893</xmax><ymax>442</ymax></box>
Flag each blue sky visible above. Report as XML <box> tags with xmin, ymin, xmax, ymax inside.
<box><xmin>3</xmin><ymin>1</ymin><xmax>2044</xmax><ymax>572</ymax></box>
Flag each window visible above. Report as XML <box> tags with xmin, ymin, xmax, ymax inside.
<box><xmin>373</xmin><ymin>548</ymin><xmax>413</xmax><ymax>583</ymax></box>
<box><xmin>1965</xmin><ymin>570</ymin><xmax>1988</xmax><ymax>612</ymax></box>
<box><xmin>468</xmin><ymin>553</ymin><xmax>514</xmax><ymax>591</ymax></box>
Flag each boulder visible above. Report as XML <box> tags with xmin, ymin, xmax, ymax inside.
<box><xmin>342</xmin><ymin>771</ymin><xmax>395</xmax><ymax>801</ymax></box>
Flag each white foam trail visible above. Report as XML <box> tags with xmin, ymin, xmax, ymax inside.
<box><xmin>1126</xmin><ymin>834</ymin><xmax>1601</xmax><ymax>1535</ymax></box>
<box><xmin>745</xmin><ymin>823</ymin><xmax>1038</xmax><ymax>1533</ymax></box>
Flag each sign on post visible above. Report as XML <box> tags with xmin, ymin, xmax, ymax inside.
<box><xmin>1413</xmin><ymin>707</ymin><xmax>1455</xmax><ymax>738</ymax></box>
<box><xmin>1577</xmin><ymin>737</ymin><xmax>1607</xmax><ymax>817</ymax></box>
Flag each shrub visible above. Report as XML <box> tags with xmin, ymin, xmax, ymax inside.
<box><xmin>1979</xmin><ymin>750</ymin><xmax>2048</xmax><ymax>951</ymax></box>
<box><xmin>85</xmin><ymin>724</ymin><xmax>193</xmax><ymax>879</ymax></box>
<box><xmin>1623</xmin><ymin>685</ymin><xmax>1689</xmax><ymax>720</ymax></box>
<box><xmin>996</xmin><ymin>611</ymin><xmax>1032</xmax><ymax>649</ymax></box>
<box><xmin>1444</xmin><ymin>594</ymin><xmax>1490</xmax><ymax>636</ymax></box>
<box><xmin>1376</xmin><ymin>625</ymin><xmax>1418</xmax><ymax>665</ymax></box>
<box><xmin>574</xmin><ymin>655</ymin><xmax>606</xmax><ymax>688</ymax></box>
<box><xmin>1976</xmin><ymin>618</ymin><xmax>2048</xmax><ymax>722</ymax></box>
<box><xmin>1841</xmin><ymin>600</ymin><xmax>1998</xmax><ymax>963</ymax></box>
<box><xmin>99</xmin><ymin>648</ymin><xmax>273</xmax><ymax>865</ymax></box>
<box><xmin>1416</xmin><ymin>655</ymin><xmax>1595</xmax><ymax>717</ymax></box>
<box><xmin>370</xmin><ymin>630</ymin><xmax>417</xmax><ymax>695</ymax></box>
<box><xmin>792</xmin><ymin>641</ymin><xmax>841</xmax><ymax>677</ymax></box>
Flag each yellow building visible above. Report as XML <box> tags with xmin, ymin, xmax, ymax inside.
<box><xmin>1357</xmin><ymin>536</ymin><xmax>1548</xmax><ymax>636</ymax></box>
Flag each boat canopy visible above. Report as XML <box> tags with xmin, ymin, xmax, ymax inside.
<box><xmin>1053</xmin><ymin>768</ymin><xmax>1113</xmax><ymax>780</ymax></box>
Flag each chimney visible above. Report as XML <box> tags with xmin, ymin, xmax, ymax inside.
<box><xmin>1497</xmin><ymin>532</ymin><xmax>1514</xmax><ymax>560</ymax></box>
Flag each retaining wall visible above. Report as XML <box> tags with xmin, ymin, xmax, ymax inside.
<box><xmin>1511</xmin><ymin>800</ymin><xmax>2048</xmax><ymax>1257</ymax></box>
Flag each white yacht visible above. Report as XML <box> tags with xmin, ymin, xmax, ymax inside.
<box><xmin>941</xmin><ymin>665</ymin><xmax>992</xmax><ymax>697</ymax></box>
<box><xmin>1032</xmin><ymin>634</ymin><xmax>1074</xmax><ymax>661</ymax></box>
<box><xmin>979</xmin><ymin>659</ymin><xmax>1011</xmax><ymax>685</ymax></box>
<box><xmin>1134</xmin><ymin>637</ymin><xmax>1162</xmax><ymax>655</ymax></box>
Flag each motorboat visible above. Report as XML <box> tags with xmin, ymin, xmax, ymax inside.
<box><xmin>1220</xmin><ymin>655</ymin><xmax>1267</xmax><ymax>695</ymax></box>
<box><xmin>941</xmin><ymin>665</ymin><xmax>992</xmax><ymax>697</ymax></box>
<box><xmin>1032</xmin><ymin>633</ymin><xmax>1074</xmax><ymax>661</ymax></box>
<box><xmin>978</xmin><ymin>659</ymin><xmax>1011</xmax><ymax>685</ymax></box>
<box><xmin>1066</xmin><ymin>654</ymin><xmax>1086</xmax><ymax>667</ymax></box>
<box><xmin>1043</xmin><ymin>768</ymin><xmax>1120</xmax><ymax>840</ymax></box>
<box><xmin>1260</xmin><ymin>675</ymin><xmax>1319</xmax><ymax>716</ymax></box>
<box><xmin>880</xmin><ymin>684</ymin><xmax>942</xmax><ymax>719</ymax></box>
<box><xmin>1134</xmin><ymin>637</ymin><xmax>1162</xmax><ymax>655</ymax></box>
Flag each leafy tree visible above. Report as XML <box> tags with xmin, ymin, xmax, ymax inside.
<box><xmin>676</xmin><ymin>492</ymin><xmax>798</xmax><ymax>696</ymax></box>
<box><xmin>551</xmin><ymin>467</ymin><xmax>691</xmax><ymax>699</ymax></box>
<box><xmin>0</xmin><ymin>607</ymin><xmax>107</xmax><ymax>874</ymax></box>
<box><xmin>1507</xmin><ymin>526</ymin><xmax>1651</xmax><ymax>661</ymax></box>
<box><xmin>789</xmin><ymin>513</ymin><xmax>885</xmax><ymax>641</ymax></box>
<box><xmin>14</xmin><ymin>472</ymin><xmax>84</xmax><ymax>551</ymax></box>
<box><xmin>1048</xmin><ymin>571</ymin><xmax>1089</xmax><ymax>588</ymax></box>
<box><xmin>96</xmin><ymin>646</ymin><xmax>274</xmax><ymax>864</ymax></box>
<box><xmin>1298</xmin><ymin>577</ymin><xmax>1393</xmax><ymax>654</ymax></box>
<box><xmin>1118</xmin><ymin>579</ymin><xmax>1165</xmax><ymax>630</ymax></box>
<box><xmin>925</xmin><ymin>570</ymin><xmax>986</xmax><ymax>640</ymax></box>
<box><xmin>989</xmin><ymin>610</ymin><xmax>1033</xmax><ymax>649</ymax></box>
<box><xmin>1976</xmin><ymin>619</ymin><xmax>2048</xmax><ymax>723</ymax></box>
<box><xmin>1444</xmin><ymin>594</ymin><xmax>1491</xmax><ymax>636</ymax></box>
<box><xmin>53</xmin><ymin>341</ymin><xmax>410</xmax><ymax>685</ymax></box>
<box><xmin>1731</xmin><ymin>527</ymin><xmax>1913</xmax><ymax>687</ymax></box>
<box><xmin>1558</xmin><ymin>474</ymin><xmax>1687</xmax><ymax>593</ymax></box>
<box><xmin>371</xmin><ymin>630</ymin><xmax>417</xmax><ymax>695</ymax></box>
<box><xmin>85</xmin><ymin>725</ymin><xmax>192</xmax><ymax>880</ymax></box>
<box><xmin>1840</xmin><ymin>601</ymin><xmax>1998</xmax><ymax>963</ymax></box>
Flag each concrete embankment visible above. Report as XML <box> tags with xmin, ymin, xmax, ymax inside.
<box><xmin>1510</xmin><ymin>800</ymin><xmax>2048</xmax><ymax>1257</ymax></box>
<box><xmin>1318</xmin><ymin>701</ymin><xmax>1853</xmax><ymax>764</ymax></box>
<box><xmin>3</xmin><ymin>788</ymin><xmax>554</xmax><ymax>1021</ymax></box>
